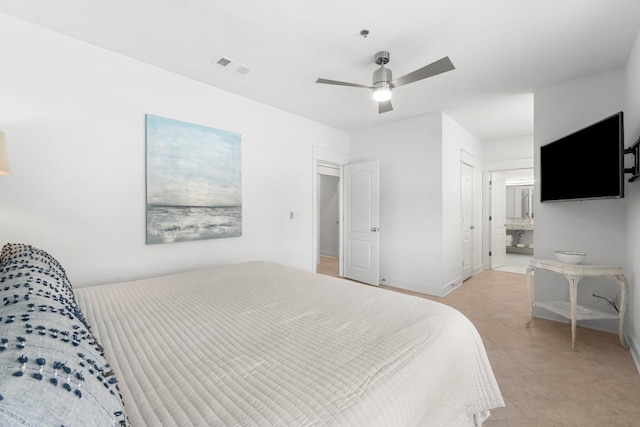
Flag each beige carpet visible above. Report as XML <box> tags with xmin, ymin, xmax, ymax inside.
<box><xmin>317</xmin><ymin>257</ymin><xmax>640</xmax><ymax>426</ymax></box>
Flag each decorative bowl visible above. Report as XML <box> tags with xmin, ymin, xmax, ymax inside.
<box><xmin>554</xmin><ymin>251</ymin><xmax>586</xmax><ymax>264</ymax></box>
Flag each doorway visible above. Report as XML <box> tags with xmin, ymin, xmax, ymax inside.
<box><xmin>317</xmin><ymin>165</ymin><xmax>341</xmax><ymax>277</ymax></box>
<box><xmin>311</xmin><ymin>147</ymin><xmax>348</xmax><ymax>277</ymax></box>
<box><xmin>485</xmin><ymin>168</ymin><xmax>534</xmax><ymax>274</ymax></box>
<box><xmin>312</xmin><ymin>152</ymin><xmax>380</xmax><ymax>285</ymax></box>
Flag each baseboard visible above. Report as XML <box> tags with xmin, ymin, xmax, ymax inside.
<box><xmin>628</xmin><ymin>336</ymin><xmax>640</xmax><ymax>375</ymax></box>
<box><xmin>442</xmin><ymin>276</ymin><xmax>463</xmax><ymax>297</ymax></box>
<box><xmin>473</xmin><ymin>264</ymin><xmax>484</xmax><ymax>276</ymax></box>
<box><xmin>380</xmin><ymin>276</ymin><xmax>461</xmax><ymax>297</ymax></box>
<box><xmin>319</xmin><ymin>251</ymin><xmax>338</xmax><ymax>258</ymax></box>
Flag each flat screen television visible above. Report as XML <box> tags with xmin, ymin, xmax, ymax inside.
<box><xmin>540</xmin><ymin>112</ymin><xmax>624</xmax><ymax>202</ymax></box>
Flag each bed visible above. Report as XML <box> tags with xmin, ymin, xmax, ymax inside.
<box><xmin>0</xmin><ymin>244</ymin><xmax>504</xmax><ymax>426</ymax></box>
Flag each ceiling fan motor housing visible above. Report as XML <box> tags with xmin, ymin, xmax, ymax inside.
<box><xmin>373</xmin><ymin>51</ymin><xmax>392</xmax><ymax>91</ymax></box>
<box><xmin>373</xmin><ymin>67</ymin><xmax>392</xmax><ymax>88</ymax></box>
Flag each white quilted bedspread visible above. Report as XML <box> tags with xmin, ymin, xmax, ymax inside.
<box><xmin>75</xmin><ymin>261</ymin><xmax>503</xmax><ymax>426</ymax></box>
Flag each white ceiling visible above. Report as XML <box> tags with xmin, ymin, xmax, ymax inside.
<box><xmin>2</xmin><ymin>0</ymin><xmax>640</xmax><ymax>141</ymax></box>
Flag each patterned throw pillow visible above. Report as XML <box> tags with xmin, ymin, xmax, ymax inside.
<box><xmin>0</xmin><ymin>243</ymin><xmax>128</xmax><ymax>426</ymax></box>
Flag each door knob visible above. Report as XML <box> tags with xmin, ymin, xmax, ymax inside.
<box><xmin>371</xmin><ymin>227</ymin><xmax>380</xmax><ymax>232</ymax></box>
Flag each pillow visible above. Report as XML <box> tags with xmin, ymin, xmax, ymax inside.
<box><xmin>0</xmin><ymin>243</ymin><xmax>128</xmax><ymax>426</ymax></box>
<box><xmin>0</xmin><ymin>243</ymin><xmax>71</xmax><ymax>285</ymax></box>
<box><xmin>0</xmin><ymin>243</ymin><xmax>89</xmax><ymax>330</ymax></box>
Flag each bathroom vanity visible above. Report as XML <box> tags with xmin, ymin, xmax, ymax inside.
<box><xmin>506</xmin><ymin>184</ymin><xmax>534</xmax><ymax>255</ymax></box>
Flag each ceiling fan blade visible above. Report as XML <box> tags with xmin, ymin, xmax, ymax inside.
<box><xmin>391</xmin><ymin>56</ymin><xmax>455</xmax><ymax>87</ymax></box>
<box><xmin>316</xmin><ymin>78</ymin><xmax>373</xmax><ymax>89</ymax></box>
<box><xmin>378</xmin><ymin>100</ymin><xmax>393</xmax><ymax>114</ymax></box>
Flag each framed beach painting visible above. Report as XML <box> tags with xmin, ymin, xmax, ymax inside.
<box><xmin>145</xmin><ymin>114</ymin><xmax>242</xmax><ymax>244</ymax></box>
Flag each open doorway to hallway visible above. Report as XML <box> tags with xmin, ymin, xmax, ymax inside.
<box><xmin>316</xmin><ymin>164</ymin><xmax>341</xmax><ymax>277</ymax></box>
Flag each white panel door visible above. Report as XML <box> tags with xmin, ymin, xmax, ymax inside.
<box><xmin>461</xmin><ymin>161</ymin><xmax>474</xmax><ymax>281</ymax></box>
<box><xmin>490</xmin><ymin>172</ymin><xmax>507</xmax><ymax>269</ymax></box>
<box><xmin>343</xmin><ymin>161</ymin><xmax>379</xmax><ymax>285</ymax></box>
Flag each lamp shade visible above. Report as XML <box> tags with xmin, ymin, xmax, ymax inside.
<box><xmin>0</xmin><ymin>131</ymin><xmax>11</xmax><ymax>175</ymax></box>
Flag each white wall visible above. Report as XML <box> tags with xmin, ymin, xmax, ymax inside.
<box><xmin>442</xmin><ymin>114</ymin><xmax>484</xmax><ymax>279</ymax></box>
<box><xmin>0</xmin><ymin>14</ymin><xmax>349</xmax><ymax>287</ymax></box>
<box><xmin>533</xmin><ymin>69</ymin><xmax>627</xmax><ymax>332</ymax></box>
<box><xmin>349</xmin><ymin>113</ymin><xmax>483</xmax><ymax>296</ymax></box>
<box><xmin>350</xmin><ymin>114</ymin><xmax>444</xmax><ymax>294</ymax></box>
<box><xmin>624</xmin><ymin>28</ymin><xmax>640</xmax><ymax>369</ymax></box>
<box><xmin>483</xmin><ymin>135</ymin><xmax>534</xmax><ymax>171</ymax></box>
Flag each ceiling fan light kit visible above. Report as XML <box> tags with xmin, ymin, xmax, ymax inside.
<box><xmin>316</xmin><ymin>50</ymin><xmax>455</xmax><ymax>114</ymax></box>
<box><xmin>372</xmin><ymin>86</ymin><xmax>392</xmax><ymax>102</ymax></box>
<box><xmin>372</xmin><ymin>61</ymin><xmax>393</xmax><ymax>101</ymax></box>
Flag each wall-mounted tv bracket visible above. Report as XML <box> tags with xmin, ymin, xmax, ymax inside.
<box><xmin>624</xmin><ymin>138</ymin><xmax>639</xmax><ymax>183</ymax></box>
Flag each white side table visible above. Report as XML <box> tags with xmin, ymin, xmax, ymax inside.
<box><xmin>525</xmin><ymin>259</ymin><xmax>629</xmax><ymax>350</ymax></box>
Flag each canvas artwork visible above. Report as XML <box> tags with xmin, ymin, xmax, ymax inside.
<box><xmin>146</xmin><ymin>114</ymin><xmax>242</xmax><ymax>244</ymax></box>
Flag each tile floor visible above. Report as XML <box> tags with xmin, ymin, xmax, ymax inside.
<box><xmin>317</xmin><ymin>256</ymin><xmax>640</xmax><ymax>426</ymax></box>
<box><xmin>494</xmin><ymin>253</ymin><xmax>534</xmax><ymax>275</ymax></box>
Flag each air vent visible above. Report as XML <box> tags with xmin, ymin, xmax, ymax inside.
<box><xmin>216</xmin><ymin>57</ymin><xmax>231</xmax><ymax>67</ymax></box>
<box><xmin>214</xmin><ymin>56</ymin><xmax>252</xmax><ymax>76</ymax></box>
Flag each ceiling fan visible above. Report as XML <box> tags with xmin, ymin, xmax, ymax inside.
<box><xmin>316</xmin><ymin>51</ymin><xmax>455</xmax><ymax>114</ymax></box>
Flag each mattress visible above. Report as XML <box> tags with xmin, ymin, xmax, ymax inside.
<box><xmin>75</xmin><ymin>261</ymin><xmax>504</xmax><ymax>426</ymax></box>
